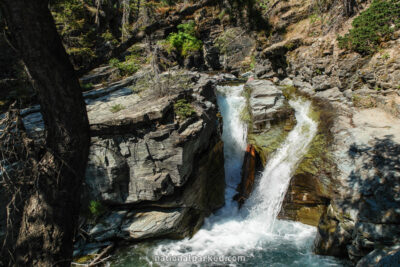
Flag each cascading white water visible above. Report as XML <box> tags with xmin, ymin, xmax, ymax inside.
<box><xmin>115</xmin><ymin>85</ymin><xmax>347</xmax><ymax>267</ymax></box>
<box><xmin>245</xmin><ymin>99</ymin><xmax>318</xmax><ymax>232</ymax></box>
<box><xmin>214</xmin><ymin>84</ymin><xmax>248</xmax><ymax>211</ymax></box>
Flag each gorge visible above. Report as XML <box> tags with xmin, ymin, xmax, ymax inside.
<box><xmin>113</xmin><ymin>84</ymin><xmax>348</xmax><ymax>266</ymax></box>
<box><xmin>1</xmin><ymin>0</ymin><xmax>400</xmax><ymax>266</ymax></box>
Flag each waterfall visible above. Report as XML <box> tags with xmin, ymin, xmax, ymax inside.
<box><xmin>215</xmin><ymin>84</ymin><xmax>248</xmax><ymax>209</ymax></box>
<box><xmin>118</xmin><ymin>85</ymin><xmax>346</xmax><ymax>266</ymax></box>
<box><xmin>246</xmin><ymin>99</ymin><xmax>318</xmax><ymax>232</ymax></box>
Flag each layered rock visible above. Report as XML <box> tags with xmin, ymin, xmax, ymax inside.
<box><xmin>235</xmin><ymin>144</ymin><xmax>257</xmax><ymax>207</ymax></box>
<box><xmin>279</xmin><ymin>89</ymin><xmax>336</xmax><ymax>227</ymax></box>
<box><xmin>17</xmin><ymin>69</ymin><xmax>230</xmax><ymax>257</ymax></box>
<box><xmin>314</xmin><ymin>105</ymin><xmax>400</xmax><ymax>262</ymax></box>
<box><xmin>276</xmin><ymin>78</ymin><xmax>400</xmax><ymax>264</ymax></box>
<box><xmin>244</xmin><ymin>79</ymin><xmax>295</xmax><ymax>166</ymax></box>
<box><xmin>78</xmin><ymin>71</ymin><xmax>227</xmax><ymax>253</ymax></box>
<box><xmin>235</xmin><ymin>79</ymin><xmax>295</xmax><ymax>206</ymax></box>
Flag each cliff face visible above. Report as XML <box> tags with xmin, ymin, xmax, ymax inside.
<box><xmin>17</xmin><ymin>69</ymin><xmax>236</xmax><ymax>257</ymax></box>
<box><xmin>82</xmin><ymin>72</ymin><xmax>227</xmax><ymax>245</ymax></box>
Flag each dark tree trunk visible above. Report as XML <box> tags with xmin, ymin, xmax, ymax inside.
<box><xmin>343</xmin><ymin>0</ymin><xmax>356</xmax><ymax>16</ymax></box>
<box><xmin>0</xmin><ymin>1</ymin><xmax>90</xmax><ymax>266</ymax></box>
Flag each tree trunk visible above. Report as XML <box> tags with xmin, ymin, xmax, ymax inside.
<box><xmin>343</xmin><ymin>0</ymin><xmax>356</xmax><ymax>16</ymax></box>
<box><xmin>0</xmin><ymin>1</ymin><xmax>90</xmax><ymax>266</ymax></box>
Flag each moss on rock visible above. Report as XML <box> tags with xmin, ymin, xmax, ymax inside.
<box><xmin>248</xmin><ymin>117</ymin><xmax>295</xmax><ymax>165</ymax></box>
<box><xmin>281</xmin><ymin>88</ymin><xmax>337</xmax><ymax>226</ymax></box>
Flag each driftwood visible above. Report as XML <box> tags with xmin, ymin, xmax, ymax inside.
<box><xmin>234</xmin><ymin>144</ymin><xmax>257</xmax><ymax>208</ymax></box>
<box><xmin>71</xmin><ymin>244</ymin><xmax>114</xmax><ymax>267</ymax></box>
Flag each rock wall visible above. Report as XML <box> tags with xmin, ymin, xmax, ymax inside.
<box><xmin>17</xmin><ymin>69</ymin><xmax>233</xmax><ymax>257</ymax></box>
<box><xmin>77</xmin><ymin>71</ymin><xmax>229</xmax><ymax>255</ymax></box>
<box><xmin>244</xmin><ymin>79</ymin><xmax>296</xmax><ymax>166</ymax></box>
<box><xmin>276</xmin><ymin>78</ymin><xmax>400</xmax><ymax>265</ymax></box>
<box><xmin>236</xmin><ymin>79</ymin><xmax>295</xmax><ymax>207</ymax></box>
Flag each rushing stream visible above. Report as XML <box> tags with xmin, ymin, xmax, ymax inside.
<box><xmin>113</xmin><ymin>85</ymin><xmax>348</xmax><ymax>266</ymax></box>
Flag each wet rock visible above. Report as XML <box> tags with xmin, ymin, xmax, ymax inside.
<box><xmin>121</xmin><ymin>209</ymin><xmax>186</xmax><ymax>240</ymax></box>
<box><xmin>245</xmin><ymin>79</ymin><xmax>293</xmax><ymax>133</ymax></box>
<box><xmin>280</xmin><ymin>78</ymin><xmax>294</xmax><ymax>87</ymax></box>
<box><xmin>234</xmin><ymin>145</ymin><xmax>257</xmax><ymax>207</ymax></box>
<box><xmin>73</xmin><ymin>241</ymin><xmax>112</xmax><ymax>258</ymax></box>
<box><xmin>241</xmin><ymin>71</ymin><xmax>254</xmax><ymax>79</ymax></box>
<box><xmin>356</xmin><ymin>245</ymin><xmax>400</xmax><ymax>267</ymax></box>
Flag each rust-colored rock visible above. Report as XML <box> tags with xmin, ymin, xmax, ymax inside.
<box><xmin>234</xmin><ymin>144</ymin><xmax>257</xmax><ymax>208</ymax></box>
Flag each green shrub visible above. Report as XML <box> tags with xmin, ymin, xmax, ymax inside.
<box><xmin>337</xmin><ymin>0</ymin><xmax>400</xmax><ymax>55</ymax></box>
<box><xmin>81</xmin><ymin>82</ymin><xmax>94</xmax><ymax>91</ymax></box>
<box><xmin>67</xmin><ymin>47</ymin><xmax>96</xmax><ymax>59</ymax></box>
<box><xmin>382</xmin><ymin>52</ymin><xmax>390</xmax><ymax>60</ymax></box>
<box><xmin>101</xmin><ymin>30</ymin><xmax>119</xmax><ymax>46</ymax></box>
<box><xmin>110</xmin><ymin>104</ymin><xmax>125</xmax><ymax>113</ymax></box>
<box><xmin>174</xmin><ymin>99</ymin><xmax>196</xmax><ymax>119</ymax></box>
<box><xmin>167</xmin><ymin>22</ymin><xmax>202</xmax><ymax>57</ymax></box>
<box><xmin>88</xmin><ymin>200</ymin><xmax>105</xmax><ymax>218</ymax></box>
<box><xmin>109</xmin><ymin>54</ymin><xmax>140</xmax><ymax>76</ymax></box>
<box><xmin>109</xmin><ymin>58</ymin><xmax>120</xmax><ymax>68</ymax></box>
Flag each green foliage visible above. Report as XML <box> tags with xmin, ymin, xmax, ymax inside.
<box><xmin>284</xmin><ymin>42</ymin><xmax>296</xmax><ymax>51</ymax></box>
<box><xmin>249</xmin><ymin>55</ymin><xmax>256</xmax><ymax>70</ymax></box>
<box><xmin>67</xmin><ymin>47</ymin><xmax>95</xmax><ymax>59</ymax></box>
<box><xmin>88</xmin><ymin>200</ymin><xmax>105</xmax><ymax>218</ymax></box>
<box><xmin>281</xmin><ymin>85</ymin><xmax>298</xmax><ymax>99</ymax></box>
<box><xmin>51</xmin><ymin>0</ymin><xmax>99</xmax><ymax>69</ymax></box>
<box><xmin>167</xmin><ymin>22</ymin><xmax>202</xmax><ymax>57</ymax></box>
<box><xmin>381</xmin><ymin>52</ymin><xmax>390</xmax><ymax>60</ymax></box>
<box><xmin>109</xmin><ymin>53</ymin><xmax>140</xmax><ymax>76</ymax></box>
<box><xmin>109</xmin><ymin>58</ymin><xmax>120</xmax><ymax>68</ymax></box>
<box><xmin>101</xmin><ymin>30</ymin><xmax>119</xmax><ymax>46</ymax></box>
<box><xmin>240</xmin><ymin>105</ymin><xmax>252</xmax><ymax>125</ymax></box>
<box><xmin>314</xmin><ymin>68</ymin><xmax>323</xmax><ymax>75</ymax></box>
<box><xmin>257</xmin><ymin>0</ymin><xmax>270</xmax><ymax>10</ymax></box>
<box><xmin>218</xmin><ymin>9</ymin><xmax>227</xmax><ymax>20</ymax></box>
<box><xmin>174</xmin><ymin>99</ymin><xmax>196</xmax><ymax>120</ymax></box>
<box><xmin>110</xmin><ymin>104</ymin><xmax>126</xmax><ymax>113</ymax></box>
<box><xmin>337</xmin><ymin>0</ymin><xmax>400</xmax><ymax>55</ymax></box>
<box><xmin>80</xmin><ymin>82</ymin><xmax>94</xmax><ymax>91</ymax></box>
<box><xmin>309</xmin><ymin>13</ymin><xmax>322</xmax><ymax>24</ymax></box>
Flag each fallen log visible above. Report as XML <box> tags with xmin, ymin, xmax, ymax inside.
<box><xmin>234</xmin><ymin>144</ymin><xmax>257</xmax><ymax>208</ymax></box>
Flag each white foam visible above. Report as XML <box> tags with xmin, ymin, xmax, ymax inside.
<box><xmin>148</xmin><ymin>87</ymin><xmax>340</xmax><ymax>267</ymax></box>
